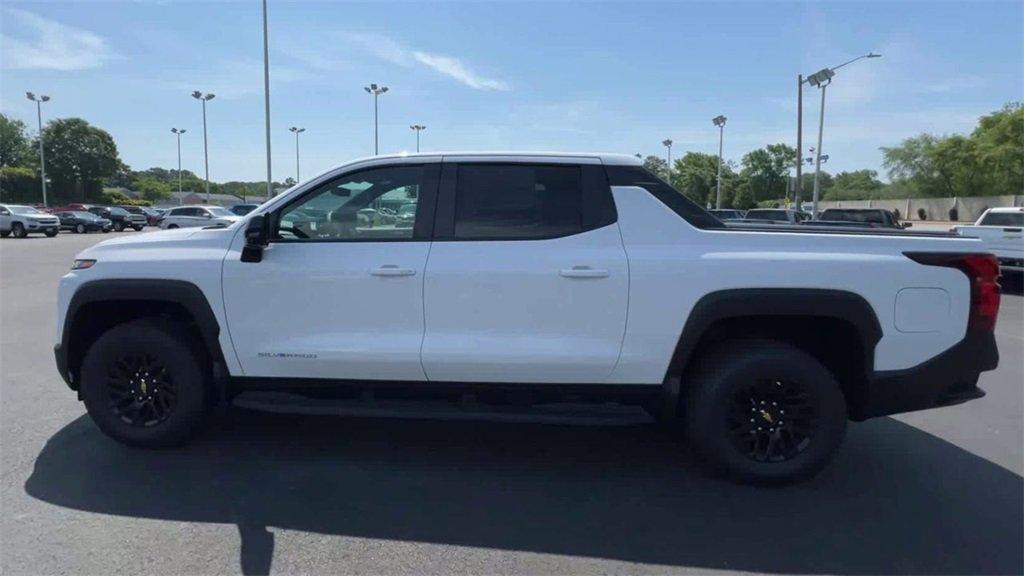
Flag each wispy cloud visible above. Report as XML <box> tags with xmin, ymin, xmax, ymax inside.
<box><xmin>0</xmin><ymin>8</ymin><xmax>116</xmax><ymax>70</ymax></box>
<box><xmin>339</xmin><ymin>32</ymin><xmax>510</xmax><ymax>91</ymax></box>
<box><xmin>412</xmin><ymin>51</ymin><xmax>509</xmax><ymax>91</ymax></box>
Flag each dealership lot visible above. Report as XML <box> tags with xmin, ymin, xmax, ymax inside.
<box><xmin>1</xmin><ymin>231</ymin><xmax>1021</xmax><ymax>575</ymax></box>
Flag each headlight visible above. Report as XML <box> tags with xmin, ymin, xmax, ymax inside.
<box><xmin>71</xmin><ymin>259</ymin><xmax>96</xmax><ymax>270</ymax></box>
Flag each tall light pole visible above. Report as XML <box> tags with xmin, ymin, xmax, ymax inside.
<box><xmin>289</xmin><ymin>127</ymin><xmax>305</xmax><ymax>182</ymax></box>
<box><xmin>364</xmin><ymin>84</ymin><xmax>389</xmax><ymax>155</ymax></box>
<box><xmin>712</xmin><ymin>115</ymin><xmax>727</xmax><ymax>209</ymax></box>
<box><xmin>261</xmin><ymin>0</ymin><xmax>272</xmax><ymax>200</ymax></box>
<box><xmin>410</xmin><ymin>124</ymin><xmax>426</xmax><ymax>152</ymax></box>
<box><xmin>191</xmin><ymin>91</ymin><xmax>215</xmax><ymax>202</ymax></box>
<box><xmin>799</xmin><ymin>52</ymin><xmax>880</xmax><ymax>216</ymax></box>
<box><xmin>171</xmin><ymin>128</ymin><xmax>186</xmax><ymax>195</ymax></box>
<box><xmin>662</xmin><ymin>139</ymin><xmax>673</xmax><ymax>173</ymax></box>
<box><xmin>26</xmin><ymin>92</ymin><xmax>50</xmax><ymax>207</ymax></box>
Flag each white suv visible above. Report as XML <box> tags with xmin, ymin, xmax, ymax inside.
<box><xmin>159</xmin><ymin>205</ymin><xmax>242</xmax><ymax>229</ymax></box>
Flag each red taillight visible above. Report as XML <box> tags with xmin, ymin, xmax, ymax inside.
<box><xmin>906</xmin><ymin>252</ymin><xmax>1001</xmax><ymax>332</ymax></box>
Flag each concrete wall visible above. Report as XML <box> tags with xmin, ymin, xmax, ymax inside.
<box><xmin>818</xmin><ymin>195</ymin><xmax>1023</xmax><ymax>222</ymax></box>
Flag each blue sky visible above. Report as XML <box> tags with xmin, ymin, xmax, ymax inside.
<box><xmin>1</xmin><ymin>1</ymin><xmax>1021</xmax><ymax>183</ymax></box>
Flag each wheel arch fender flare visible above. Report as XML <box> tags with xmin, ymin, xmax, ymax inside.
<box><xmin>661</xmin><ymin>288</ymin><xmax>883</xmax><ymax>406</ymax></box>
<box><xmin>58</xmin><ymin>279</ymin><xmax>225</xmax><ymax>389</ymax></box>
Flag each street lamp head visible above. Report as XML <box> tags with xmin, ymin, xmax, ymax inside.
<box><xmin>807</xmin><ymin>68</ymin><xmax>835</xmax><ymax>87</ymax></box>
<box><xmin>380</xmin><ymin>86</ymin><xmax>389</xmax><ymax>94</ymax></box>
<box><xmin>40</xmin><ymin>95</ymin><xmax>50</xmax><ymax>102</ymax></box>
<box><xmin>867</xmin><ymin>52</ymin><xmax>882</xmax><ymax>58</ymax></box>
<box><xmin>204</xmin><ymin>93</ymin><xmax>215</xmax><ymax>101</ymax></box>
<box><xmin>365</xmin><ymin>84</ymin><xmax>388</xmax><ymax>95</ymax></box>
<box><xmin>662</xmin><ymin>139</ymin><xmax>673</xmax><ymax>148</ymax></box>
<box><xmin>26</xmin><ymin>92</ymin><xmax>35</xmax><ymax>101</ymax></box>
<box><xmin>410</xmin><ymin>124</ymin><xmax>425</xmax><ymax>131</ymax></box>
<box><xmin>191</xmin><ymin>90</ymin><xmax>202</xmax><ymax>100</ymax></box>
<box><xmin>712</xmin><ymin>115</ymin><xmax>727</xmax><ymax>127</ymax></box>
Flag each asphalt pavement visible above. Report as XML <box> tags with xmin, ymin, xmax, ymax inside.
<box><xmin>1</xmin><ymin>230</ymin><xmax>1021</xmax><ymax>575</ymax></box>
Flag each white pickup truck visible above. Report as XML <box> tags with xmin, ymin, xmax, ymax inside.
<box><xmin>54</xmin><ymin>153</ymin><xmax>1002</xmax><ymax>484</ymax></box>
<box><xmin>952</xmin><ymin>207</ymin><xmax>1023</xmax><ymax>274</ymax></box>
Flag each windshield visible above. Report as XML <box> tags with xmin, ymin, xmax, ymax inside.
<box><xmin>106</xmin><ymin>207</ymin><xmax>129</xmax><ymax>216</ymax></box>
<box><xmin>979</xmin><ymin>212</ymin><xmax>1024</xmax><ymax>227</ymax></box>
<box><xmin>206</xmin><ymin>206</ymin><xmax>234</xmax><ymax>217</ymax></box>
<box><xmin>821</xmin><ymin>210</ymin><xmax>887</xmax><ymax>223</ymax></box>
<box><xmin>72</xmin><ymin>211</ymin><xmax>98</xmax><ymax>219</ymax></box>
<box><xmin>9</xmin><ymin>206</ymin><xmax>44</xmax><ymax>215</ymax></box>
<box><xmin>746</xmin><ymin>210</ymin><xmax>789</xmax><ymax>222</ymax></box>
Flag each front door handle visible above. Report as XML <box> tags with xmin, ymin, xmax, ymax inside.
<box><xmin>560</xmin><ymin>266</ymin><xmax>610</xmax><ymax>279</ymax></box>
<box><xmin>370</xmin><ymin>265</ymin><xmax>417</xmax><ymax>277</ymax></box>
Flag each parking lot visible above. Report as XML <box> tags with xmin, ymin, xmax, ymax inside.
<box><xmin>1</xmin><ymin>230</ymin><xmax>1021</xmax><ymax>575</ymax></box>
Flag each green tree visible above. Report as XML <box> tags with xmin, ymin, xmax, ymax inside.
<box><xmin>740</xmin><ymin>143</ymin><xmax>795</xmax><ymax>203</ymax></box>
<box><xmin>972</xmin><ymin>103</ymin><xmax>1023</xmax><ymax>195</ymax></box>
<box><xmin>40</xmin><ymin>118</ymin><xmax>122</xmax><ymax>202</ymax></box>
<box><xmin>642</xmin><ymin>155</ymin><xmax>669</xmax><ymax>180</ymax></box>
<box><xmin>0</xmin><ymin>114</ymin><xmax>34</xmax><ymax>169</ymax></box>
<box><xmin>825</xmin><ymin>169</ymin><xmax>884</xmax><ymax>200</ymax></box>
<box><xmin>134</xmin><ymin>177</ymin><xmax>173</xmax><ymax>201</ymax></box>
<box><xmin>671</xmin><ymin>152</ymin><xmax>720</xmax><ymax>206</ymax></box>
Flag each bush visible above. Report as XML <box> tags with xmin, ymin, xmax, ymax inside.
<box><xmin>948</xmin><ymin>207</ymin><xmax>959</xmax><ymax>221</ymax></box>
<box><xmin>893</xmin><ymin>208</ymin><xmax>901</xmax><ymax>220</ymax></box>
<box><xmin>917</xmin><ymin>207</ymin><xmax>928</xmax><ymax>220</ymax></box>
<box><xmin>99</xmin><ymin>190</ymin><xmax>151</xmax><ymax>206</ymax></box>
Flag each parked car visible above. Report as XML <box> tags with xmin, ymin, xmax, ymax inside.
<box><xmin>816</xmin><ymin>208</ymin><xmax>909</xmax><ymax>229</ymax></box>
<box><xmin>229</xmin><ymin>204</ymin><xmax>260</xmax><ymax>216</ymax></box>
<box><xmin>395</xmin><ymin>203</ymin><xmax>417</xmax><ymax>228</ymax></box>
<box><xmin>47</xmin><ymin>203</ymin><xmax>95</xmax><ymax>214</ymax></box>
<box><xmin>119</xmin><ymin>206</ymin><xmax>163</xmax><ymax>226</ymax></box>
<box><xmin>709</xmin><ymin>209</ymin><xmax>746</xmax><ymax>221</ymax></box>
<box><xmin>56</xmin><ymin>152</ymin><xmax>1001</xmax><ymax>485</ymax></box>
<box><xmin>87</xmin><ymin>206</ymin><xmax>146</xmax><ymax>231</ymax></box>
<box><xmin>159</xmin><ymin>205</ymin><xmax>243</xmax><ymax>229</ymax></box>
<box><xmin>56</xmin><ymin>211</ymin><xmax>112</xmax><ymax>233</ymax></box>
<box><xmin>952</xmin><ymin>207</ymin><xmax>1024</xmax><ymax>273</ymax></box>
<box><xmin>742</xmin><ymin>208</ymin><xmax>811</xmax><ymax>224</ymax></box>
<box><xmin>0</xmin><ymin>204</ymin><xmax>60</xmax><ymax>237</ymax></box>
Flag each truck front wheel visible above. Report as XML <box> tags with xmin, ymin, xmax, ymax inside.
<box><xmin>80</xmin><ymin>318</ymin><xmax>210</xmax><ymax>447</ymax></box>
<box><xmin>683</xmin><ymin>340</ymin><xmax>847</xmax><ymax>485</ymax></box>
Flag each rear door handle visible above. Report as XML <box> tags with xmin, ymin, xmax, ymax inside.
<box><xmin>370</xmin><ymin>265</ymin><xmax>417</xmax><ymax>277</ymax></box>
<box><xmin>560</xmin><ymin>266</ymin><xmax>610</xmax><ymax>278</ymax></box>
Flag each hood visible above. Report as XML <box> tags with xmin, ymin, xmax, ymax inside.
<box><xmin>76</xmin><ymin>225</ymin><xmax>239</xmax><ymax>260</ymax></box>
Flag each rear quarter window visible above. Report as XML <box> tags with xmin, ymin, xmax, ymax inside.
<box><xmin>604</xmin><ymin>166</ymin><xmax>722</xmax><ymax>229</ymax></box>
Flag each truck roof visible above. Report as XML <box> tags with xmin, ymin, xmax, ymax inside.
<box><xmin>341</xmin><ymin>151</ymin><xmax>644</xmax><ymax>166</ymax></box>
<box><xmin>984</xmin><ymin>207</ymin><xmax>1023</xmax><ymax>213</ymax></box>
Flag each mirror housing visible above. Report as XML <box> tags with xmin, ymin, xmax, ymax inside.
<box><xmin>241</xmin><ymin>214</ymin><xmax>270</xmax><ymax>263</ymax></box>
<box><xmin>902</xmin><ymin>222</ymin><xmax>913</xmax><ymax>229</ymax></box>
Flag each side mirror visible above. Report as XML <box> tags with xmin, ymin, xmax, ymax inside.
<box><xmin>902</xmin><ymin>222</ymin><xmax>913</xmax><ymax>228</ymax></box>
<box><xmin>241</xmin><ymin>214</ymin><xmax>270</xmax><ymax>263</ymax></box>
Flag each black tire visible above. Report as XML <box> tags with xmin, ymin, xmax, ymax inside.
<box><xmin>167</xmin><ymin>224</ymin><xmax>179</xmax><ymax>229</ymax></box>
<box><xmin>133</xmin><ymin>225</ymin><xmax>144</xmax><ymax>231</ymax></box>
<box><xmin>113</xmin><ymin>221</ymin><xmax>125</xmax><ymax>232</ymax></box>
<box><xmin>11</xmin><ymin>222</ymin><xmax>26</xmax><ymax>238</ymax></box>
<box><xmin>76</xmin><ymin>223</ymin><xmax>86</xmax><ymax>234</ymax></box>
<box><xmin>44</xmin><ymin>229</ymin><xmax>58</xmax><ymax>237</ymax></box>
<box><xmin>0</xmin><ymin>231</ymin><xmax>9</xmax><ymax>238</ymax></box>
<box><xmin>102</xmin><ymin>228</ymin><xmax>111</xmax><ymax>233</ymax></box>
<box><xmin>80</xmin><ymin>318</ymin><xmax>210</xmax><ymax>447</ymax></box>
<box><xmin>683</xmin><ymin>340</ymin><xmax>847</xmax><ymax>485</ymax></box>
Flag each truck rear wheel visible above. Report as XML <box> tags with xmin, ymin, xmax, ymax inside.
<box><xmin>80</xmin><ymin>318</ymin><xmax>210</xmax><ymax>447</ymax></box>
<box><xmin>683</xmin><ymin>340</ymin><xmax>847</xmax><ymax>485</ymax></box>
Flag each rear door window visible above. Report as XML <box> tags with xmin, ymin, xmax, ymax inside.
<box><xmin>453</xmin><ymin>164</ymin><xmax>584</xmax><ymax>240</ymax></box>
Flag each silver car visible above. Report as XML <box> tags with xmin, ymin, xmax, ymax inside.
<box><xmin>159</xmin><ymin>205</ymin><xmax>243</xmax><ymax>229</ymax></box>
<box><xmin>0</xmin><ymin>204</ymin><xmax>60</xmax><ymax>238</ymax></box>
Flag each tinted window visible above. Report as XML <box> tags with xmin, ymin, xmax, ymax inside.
<box><xmin>604</xmin><ymin>166</ymin><xmax>723</xmax><ymax>229</ymax></box>
<box><xmin>454</xmin><ymin>164</ymin><xmax>583</xmax><ymax>240</ymax></box>
<box><xmin>278</xmin><ymin>165</ymin><xmax>427</xmax><ymax>241</ymax></box>
<box><xmin>979</xmin><ymin>212</ymin><xmax>1023</xmax><ymax>227</ymax></box>
<box><xmin>747</xmin><ymin>209</ymin><xmax>789</xmax><ymax>222</ymax></box>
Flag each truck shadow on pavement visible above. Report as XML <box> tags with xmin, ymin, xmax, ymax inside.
<box><xmin>25</xmin><ymin>411</ymin><xmax>1023</xmax><ymax>575</ymax></box>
